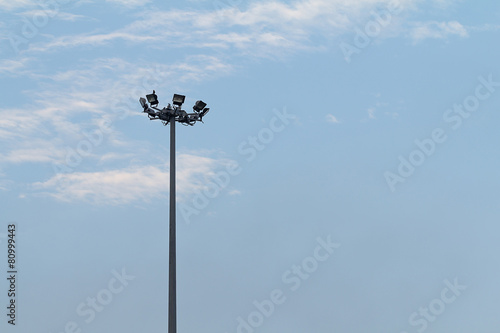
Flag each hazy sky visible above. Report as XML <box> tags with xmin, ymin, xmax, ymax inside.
<box><xmin>1</xmin><ymin>0</ymin><xmax>500</xmax><ymax>332</ymax></box>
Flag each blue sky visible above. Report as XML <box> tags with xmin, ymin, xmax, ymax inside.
<box><xmin>1</xmin><ymin>0</ymin><xmax>500</xmax><ymax>332</ymax></box>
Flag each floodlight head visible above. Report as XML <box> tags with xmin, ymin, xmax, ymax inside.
<box><xmin>146</xmin><ymin>90</ymin><xmax>159</xmax><ymax>106</ymax></box>
<box><xmin>193</xmin><ymin>100</ymin><xmax>207</xmax><ymax>112</ymax></box>
<box><xmin>172</xmin><ymin>94</ymin><xmax>186</xmax><ymax>106</ymax></box>
<box><xmin>139</xmin><ymin>97</ymin><xmax>147</xmax><ymax>109</ymax></box>
<box><xmin>200</xmin><ymin>107</ymin><xmax>210</xmax><ymax>119</ymax></box>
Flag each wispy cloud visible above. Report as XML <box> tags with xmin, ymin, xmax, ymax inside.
<box><xmin>410</xmin><ymin>20</ymin><xmax>468</xmax><ymax>42</ymax></box>
<box><xmin>0</xmin><ymin>0</ymin><xmax>476</xmax><ymax>59</ymax></box>
<box><xmin>367</xmin><ymin>108</ymin><xmax>376</xmax><ymax>119</ymax></box>
<box><xmin>25</xmin><ymin>0</ymin><xmax>426</xmax><ymax>56</ymax></box>
<box><xmin>105</xmin><ymin>0</ymin><xmax>151</xmax><ymax>7</ymax></box>
<box><xmin>1</xmin><ymin>140</ymin><xmax>66</xmax><ymax>164</ymax></box>
<box><xmin>0</xmin><ymin>53</ymin><xmax>238</xmax><ymax>202</ymax></box>
<box><xmin>0</xmin><ymin>0</ymin><xmax>148</xmax><ymax>11</ymax></box>
<box><xmin>29</xmin><ymin>32</ymin><xmax>158</xmax><ymax>52</ymax></box>
<box><xmin>0</xmin><ymin>56</ymin><xmax>233</xmax><ymax>167</ymax></box>
<box><xmin>18</xmin><ymin>9</ymin><xmax>88</xmax><ymax>21</ymax></box>
<box><xmin>0</xmin><ymin>170</ymin><xmax>12</xmax><ymax>191</ymax></box>
<box><xmin>0</xmin><ymin>0</ymin><xmax>479</xmax><ymax>204</ymax></box>
<box><xmin>326</xmin><ymin>114</ymin><xmax>340</xmax><ymax>123</ymax></box>
<box><xmin>0</xmin><ymin>58</ymin><xmax>32</xmax><ymax>75</ymax></box>
<box><xmin>31</xmin><ymin>153</ymin><xmax>237</xmax><ymax>205</ymax></box>
<box><xmin>0</xmin><ymin>0</ymin><xmax>35</xmax><ymax>11</ymax></box>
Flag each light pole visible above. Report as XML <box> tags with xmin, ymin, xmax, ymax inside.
<box><xmin>139</xmin><ymin>91</ymin><xmax>210</xmax><ymax>333</ymax></box>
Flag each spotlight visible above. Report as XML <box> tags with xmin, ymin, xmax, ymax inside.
<box><xmin>193</xmin><ymin>100</ymin><xmax>207</xmax><ymax>112</ymax></box>
<box><xmin>172</xmin><ymin>94</ymin><xmax>186</xmax><ymax>106</ymax></box>
<box><xmin>199</xmin><ymin>107</ymin><xmax>210</xmax><ymax>119</ymax></box>
<box><xmin>146</xmin><ymin>90</ymin><xmax>159</xmax><ymax>106</ymax></box>
<box><xmin>139</xmin><ymin>97</ymin><xmax>147</xmax><ymax>109</ymax></box>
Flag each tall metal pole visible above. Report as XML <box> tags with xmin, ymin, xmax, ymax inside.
<box><xmin>168</xmin><ymin>116</ymin><xmax>177</xmax><ymax>333</ymax></box>
<box><xmin>141</xmin><ymin>92</ymin><xmax>208</xmax><ymax>333</ymax></box>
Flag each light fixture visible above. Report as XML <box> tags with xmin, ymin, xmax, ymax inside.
<box><xmin>172</xmin><ymin>94</ymin><xmax>185</xmax><ymax>106</ymax></box>
<box><xmin>193</xmin><ymin>100</ymin><xmax>207</xmax><ymax>112</ymax></box>
<box><xmin>139</xmin><ymin>92</ymin><xmax>211</xmax><ymax>126</ymax></box>
<box><xmin>200</xmin><ymin>107</ymin><xmax>210</xmax><ymax>119</ymax></box>
<box><xmin>146</xmin><ymin>90</ymin><xmax>159</xmax><ymax>106</ymax></box>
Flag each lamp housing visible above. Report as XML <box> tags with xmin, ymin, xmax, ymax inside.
<box><xmin>172</xmin><ymin>94</ymin><xmax>186</xmax><ymax>106</ymax></box>
<box><xmin>146</xmin><ymin>92</ymin><xmax>159</xmax><ymax>106</ymax></box>
<box><xmin>193</xmin><ymin>100</ymin><xmax>207</xmax><ymax>112</ymax></box>
<box><xmin>200</xmin><ymin>107</ymin><xmax>210</xmax><ymax>118</ymax></box>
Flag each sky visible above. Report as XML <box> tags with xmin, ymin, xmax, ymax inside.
<box><xmin>1</xmin><ymin>0</ymin><xmax>500</xmax><ymax>332</ymax></box>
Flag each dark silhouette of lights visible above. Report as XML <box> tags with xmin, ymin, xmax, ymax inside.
<box><xmin>172</xmin><ymin>94</ymin><xmax>186</xmax><ymax>106</ymax></box>
<box><xmin>140</xmin><ymin>91</ymin><xmax>210</xmax><ymax>126</ymax></box>
<box><xmin>193</xmin><ymin>100</ymin><xmax>207</xmax><ymax>112</ymax></box>
<box><xmin>146</xmin><ymin>90</ymin><xmax>159</xmax><ymax>106</ymax></box>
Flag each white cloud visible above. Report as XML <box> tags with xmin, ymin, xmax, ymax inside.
<box><xmin>0</xmin><ymin>170</ymin><xmax>12</xmax><ymax>191</ymax></box>
<box><xmin>11</xmin><ymin>0</ymin><xmax>473</xmax><ymax>64</ymax></box>
<box><xmin>99</xmin><ymin>152</ymin><xmax>136</xmax><ymax>163</ymax></box>
<box><xmin>0</xmin><ymin>0</ymin><xmax>473</xmax><ymax>202</ymax></box>
<box><xmin>0</xmin><ymin>58</ymin><xmax>31</xmax><ymax>75</ymax></box>
<box><xmin>0</xmin><ymin>0</ymin><xmax>148</xmax><ymax>10</ymax></box>
<box><xmin>105</xmin><ymin>0</ymin><xmax>151</xmax><ymax>7</ymax></box>
<box><xmin>367</xmin><ymin>108</ymin><xmax>376</xmax><ymax>119</ymax></box>
<box><xmin>31</xmin><ymin>153</ymin><xmax>237</xmax><ymax>205</ymax></box>
<box><xmin>1</xmin><ymin>142</ymin><xmax>65</xmax><ymax>164</ymax></box>
<box><xmin>410</xmin><ymin>21</ymin><xmax>468</xmax><ymax>42</ymax></box>
<box><xmin>29</xmin><ymin>32</ymin><xmax>158</xmax><ymax>52</ymax></box>
<box><xmin>0</xmin><ymin>56</ymin><xmax>233</xmax><ymax>170</ymax></box>
<box><xmin>25</xmin><ymin>0</ymin><xmax>423</xmax><ymax>56</ymax></box>
<box><xmin>0</xmin><ymin>0</ymin><xmax>34</xmax><ymax>11</ymax></box>
<box><xmin>0</xmin><ymin>53</ymin><xmax>237</xmax><ymax>205</ymax></box>
<box><xmin>0</xmin><ymin>57</ymin><xmax>238</xmax><ymax>198</ymax></box>
<box><xmin>19</xmin><ymin>9</ymin><xmax>87</xmax><ymax>21</ymax></box>
<box><xmin>326</xmin><ymin>114</ymin><xmax>340</xmax><ymax>123</ymax></box>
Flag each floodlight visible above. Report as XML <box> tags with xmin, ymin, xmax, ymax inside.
<box><xmin>146</xmin><ymin>91</ymin><xmax>159</xmax><ymax>106</ymax></box>
<box><xmin>200</xmin><ymin>107</ymin><xmax>210</xmax><ymax>118</ymax></box>
<box><xmin>139</xmin><ymin>97</ymin><xmax>147</xmax><ymax>109</ymax></box>
<box><xmin>172</xmin><ymin>94</ymin><xmax>186</xmax><ymax>106</ymax></box>
<box><xmin>193</xmin><ymin>100</ymin><xmax>207</xmax><ymax>112</ymax></box>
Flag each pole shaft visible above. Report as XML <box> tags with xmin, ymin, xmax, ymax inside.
<box><xmin>168</xmin><ymin>117</ymin><xmax>176</xmax><ymax>333</ymax></box>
